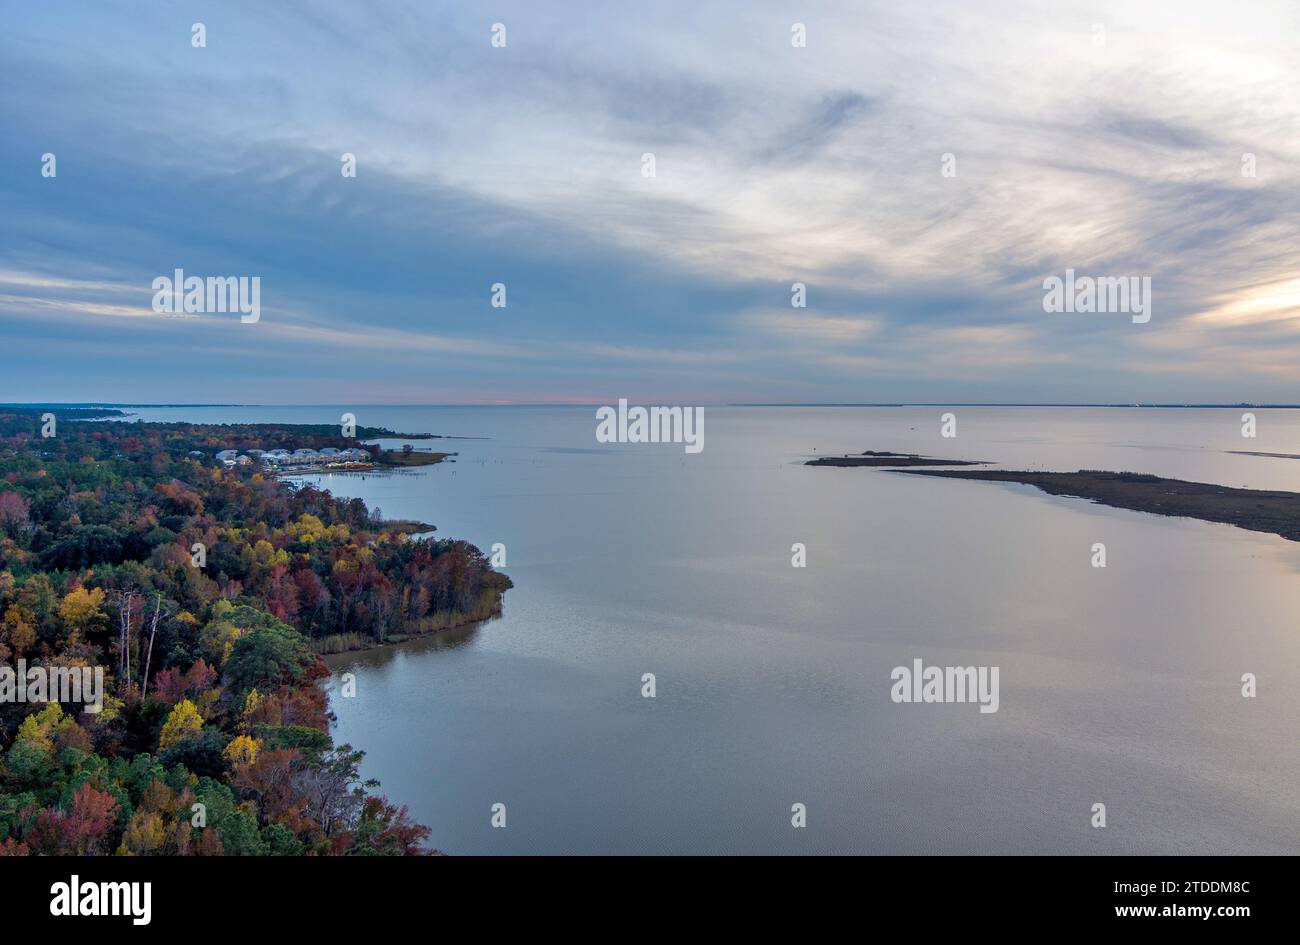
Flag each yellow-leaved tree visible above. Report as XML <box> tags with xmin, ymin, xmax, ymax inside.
<box><xmin>239</xmin><ymin>688</ymin><xmax>262</xmax><ymax>732</ymax></box>
<box><xmin>58</xmin><ymin>586</ymin><xmax>106</xmax><ymax>630</ymax></box>
<box><xmin>158</xmin><ymin>698</ymin><xmax>203</xmax><ymax>750</ymax></box>
<box><xmin>57</xmin><ymin>586</ymin><xmax>107</xmax><ymax>647</ymax></box>
<box><xmin>222</xmin><ymin>734</ymin><xmax>261</xmax><ymax>767</ymax></box>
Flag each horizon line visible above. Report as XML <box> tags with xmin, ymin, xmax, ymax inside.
<box><xmin>4</xmin><ymin>401</ymin><xmax>1298</xmax><ymax>410</ymax></box>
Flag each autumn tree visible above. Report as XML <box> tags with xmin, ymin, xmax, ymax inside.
<box><xmin>58</xmin><ymin>585</ymin><xmax>108</xmax><ymax>640</ymax></box>
<box><xmin>158</xmin><ymin>698</ymin><xmax>204</xmax><ymax>750</ymax></box>
<box><xmin>25</xmin><ymin>784</ymin><xmax>118</xmax><ymax>856</ymax></box>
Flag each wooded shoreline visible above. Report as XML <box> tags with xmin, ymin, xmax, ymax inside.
<box><xmin>0</xmin><ymin>407</ymin><xmax>510</xmax><ymax>855</ymax></box>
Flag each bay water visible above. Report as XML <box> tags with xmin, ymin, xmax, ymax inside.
<box><xmin>121</xmin><ymin>405</ymin><xmax>1300</xmax><ymax>854</ymax></box>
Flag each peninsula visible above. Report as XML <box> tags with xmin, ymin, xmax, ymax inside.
<box><xmin>901</xmin><ymin>469</ymin><xmax>1300</xmax><ymax>543</ymax></box>
<box><xmin>0</xmin><ymin>407</ymin><xmax>510</xmax><ymax>856</ymax></box>
<box><xmin>806</xmin><ymin>450</ymin><xmax>989</xmax><ymax>468</ymax></box>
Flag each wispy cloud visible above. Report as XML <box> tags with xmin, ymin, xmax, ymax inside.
<box><xmin>2</xmin><ymin>0</ymin><xmax>1298</xmax><ymax>403</ymax></box>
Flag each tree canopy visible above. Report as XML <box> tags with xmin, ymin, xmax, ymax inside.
<box><xmin>0</xmin><ymin>409</ymin><xmax>510</xmax><ymax>855</ymax></box>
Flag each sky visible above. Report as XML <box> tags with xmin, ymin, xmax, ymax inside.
<box><xmin>2</xmin><ymin>0</ymin><xmax>1299</xmax><ymax>405</ymax></box>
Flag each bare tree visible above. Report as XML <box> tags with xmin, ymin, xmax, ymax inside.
<box><xmin>117</xmin><ymin>590</ymin><xmax>136</xmax><ymax>686</ymax></box>
<box><xmin>141</xmin><ymin>593</ymin><xmax>163</xmax><ymax>698</ymax></box>
<box><xmin>293</xmin><ymin>746</ymin><xmax>370</xmax><ymax>837</ymax></box>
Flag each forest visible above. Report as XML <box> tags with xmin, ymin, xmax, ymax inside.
<box><xmin>0</xmin><ymin>408</ymin><xmax>511</xmax><ymax>855</ymax></box>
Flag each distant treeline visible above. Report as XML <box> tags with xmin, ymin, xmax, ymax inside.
<box><xmin>0</xmin><ymin>405</ymin><xmax>127</xmax><ymax>420</ymax></box>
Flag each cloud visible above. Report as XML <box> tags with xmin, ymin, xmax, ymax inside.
<box><xmin>2</xmin><ymin>0</ymin><xmax>1299</xmax><ymax>403</ymax></box>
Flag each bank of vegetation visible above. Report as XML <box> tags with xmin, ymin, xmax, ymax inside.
<box><xmin>0</xmin><ymin>408</ymin><xmax>510</xmax><ymax>855</ymax></box>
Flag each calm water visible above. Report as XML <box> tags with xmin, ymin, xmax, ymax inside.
<box><xmin>123</xmin><ymin>406</ymin><xmax>1300</xmax><ymax>854</ymax></box>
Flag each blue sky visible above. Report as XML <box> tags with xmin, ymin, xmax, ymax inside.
<box><xmin>2</xmin><ymin>1</ymin><xmax>1298</xmax><ymax>404</ymax></box>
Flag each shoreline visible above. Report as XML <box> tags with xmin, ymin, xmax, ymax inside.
<box><xmin>318</xmin><ymin>608</ymin><xmax>500</xmax><ymax>658</ymax></box>
<box><xmin>277</xmin><ymin>451</ymin><xmax>452</xmax><ymax>476</ymax></box>
<box><xmin>0</xmin><ymin>408</ymin><xmax>513</xmax><ymax>855</ymax></box>
<box><xmin>899</xmin><ymin>468</ymin><xmax>1300</xmax><ymax>543</ymax></box>
<box><xmin>806</xmin><ymin>450</ymin><xmax>988</xmax><ymax>467</ymax></box>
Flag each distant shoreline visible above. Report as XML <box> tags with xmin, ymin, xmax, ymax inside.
<box><xmin>899</xmin><ymin>469</ymin><xmax>1300</xmax><ymax>543</ymax></box>
<box><xmin>734</xmin><ymin>402</ymin><xmax>1298</xmax><ymax>409</ymax></box>
<box><xmin>806</xmin><ymin>451</ymin><xmax>988</xmax><ymax>468</ymax></box>
<box><xmin>7</xmin><ymin>401</ymin><xmax>1300</xmax><ymax>410</ymax></box>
